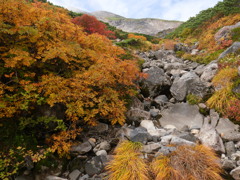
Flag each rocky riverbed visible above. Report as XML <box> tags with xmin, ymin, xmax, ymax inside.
<box><xmin>17</xmin><ymin>49</ymin><xmax>240</xmax><ymax>180</ymax></box>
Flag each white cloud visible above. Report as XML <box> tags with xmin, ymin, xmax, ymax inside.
<box><xmin>160</xmin><ymin>0</ymin><xmax>221</xmax><ymax>21</ymax></box>
<box><xmin>48</xmin><ymin>0</ymin><xmax>222</xmax><ymax>21</ymax></box>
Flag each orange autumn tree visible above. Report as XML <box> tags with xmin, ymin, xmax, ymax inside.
<box><xmin>72</xmin><ymin>14</ymin><xmax>115</xmax><ymax>38</ymax></box>
<box><xmin>0</xmin><ymin>0</ymin><xmax>141</xmax><ymax>156</ymax></box>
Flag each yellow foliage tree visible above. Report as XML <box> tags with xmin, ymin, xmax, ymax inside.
<box><xmin>0</xmin><ymin>0</ymin><xmax>141</xmax><ymax>157</ymax></box>
<box><xmin>128</xmin><ymin>33</ymin><xmax>147</xmax><ymax>41</ymax></box>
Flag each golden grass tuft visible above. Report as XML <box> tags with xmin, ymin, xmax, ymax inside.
<box><xmin>106</xmin><ymin>140</ymin><xmax>150</xmax><ymax>180</ymax></box>
<box><xmin>207</xmin><ymin>67</ymin><xmax>238</xmax><ymax>113</ymax></box>
<box><xmin>151</xmin><ymin>145</ymin><xmax>223</xmax><ymax>180</ymax></box>
<box><xmin>207</xmin><ymin>86</ymin><xmax>237</xmax><ymax>113</ymax></box>
<box><xmin>212</xmin><ymin>67</ymin><xmax>238</xmax><ymax>89</ymax></box>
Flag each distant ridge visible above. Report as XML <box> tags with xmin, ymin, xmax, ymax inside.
<box><xmin>90</xmin><ymin>11</ymin><xmax>182</xmax><ymax>36</ymax></box>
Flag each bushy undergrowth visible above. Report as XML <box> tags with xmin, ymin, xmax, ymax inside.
<box><xmin>167</xmin><ymin>0</ymin><xmax>240</xmax><ymax>39</ymax></box>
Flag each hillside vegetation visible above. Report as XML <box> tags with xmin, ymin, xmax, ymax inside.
<box><xmin>164</xmin><ymin>0</ymin><xmax>240</xmax><ymax>123</ymax></box>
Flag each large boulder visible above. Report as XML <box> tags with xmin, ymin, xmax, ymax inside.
<box><xmin>159</xmin><ymin>103</ymin><xmax>204</xmax><ymax>129</ymax></box>
<box><xmin>218</xmin><ymin>42</ymin><xmax>240</xmax><ymax>59</ymax></box>
<box><xmin>170</xmin><ymin>72</ymin><xmax>209</xmax><ymax>101</ymax></box>
<box><xmin>126</xmin><ymin>108</ymin><xmax>150</xmax><ymax>122</ymax></box>
<box><xmin>215</xmin><ymin>22</ymin><xmax>240</xmax><ymax>43</ymax></box>
<box><xmin>230</xmin><ymin>166</ymin><xmax>240</xmax><ymax>180</ymax></box>
<box><xmin>141</xmin><ymin>66</ymin><xmax>171</xmax><ymax>97</ymax></box>
<box><xmin>70</xmin><ymin>141</ymin><xmax>92</xmax><ymax>155</ymax></box>
<box><xmin>84</xmin><ymin>156</ymin><xmax>103</xmax><ymax>176</ymax></box>
<box><xmin>198</xmin><ymin>119</ymin><xmax>225</xmax><ymax>153</ymax></box>
<box><xmin>216</xmin><ymin>118</ymin><xmax>239</xmax><ymax>139</ymax></box>
<box><xmin>200</xmin><ymin>61</ymin><xmax>218</xmax><ymax>82</ymax></box>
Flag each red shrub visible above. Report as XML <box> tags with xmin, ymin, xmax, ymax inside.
<box><xmin>72</xmin><ymin>14</ymin><xmax>115</xmax><ymax>39</ymax></box>
<box><xmin>225</xmin><ymin>99</ymin><xmax>240</xmax><ymax>121</ymax></box>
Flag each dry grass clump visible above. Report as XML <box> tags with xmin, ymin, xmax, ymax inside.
<box><xmin>207</xmin><ymin>67</ymin><xmax>238</xmax><ymax>113</ymax></box>
<box><xmin>151</xmin><ymin>145</ymin><xmax>223</xmax><ymax>180</ymax></box>
<box><xmin>163</xmin><ymin>40</ymin><xmax>176</xmax><ymax>50</ymax></box>
<box><xmin>211</xmin><ymin>67</ymin><xmax>238</xmax><ymax>89</ymax></box>
<box><xmin>106</xmin><ymin>140</ymin><xmax>150</xmax><ymax>180</ymax></box>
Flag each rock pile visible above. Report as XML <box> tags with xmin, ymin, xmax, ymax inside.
<box><xmin>17</xmin><ymin>49</ymin><xmax>240</xmax><ymax>180</ymax></box>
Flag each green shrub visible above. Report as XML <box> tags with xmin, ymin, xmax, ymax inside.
<box><xmin>187</xmin><ymin>94</ymin><xmax>202</xmax><ymax>105</ymax></box>
<box><xmin>231</xmin><ymin>27</ymin><xmax>240</xmax><ymax>42</ymax></box>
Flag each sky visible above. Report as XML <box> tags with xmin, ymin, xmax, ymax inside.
<box><xmin>48</xmin><ymin>0</ymin><xmax>222</xmax><ymax>21</ymax></box>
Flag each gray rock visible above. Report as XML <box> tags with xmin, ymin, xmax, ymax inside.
<box><xmin>200</xmin><ymin>62</ymin><xmax>218</xmax><ymax>82</ymax></box>
<box><xmin>238</xmin><ymin>66</ymin><xmax>240</xmax><ymax>76</ymax></box>
<box><xmin>215</xmin><ymin>22</ymin><xmax>240</xmax><ymax>43</ymax></box>
<box><xmin>194</xmin><ymin>64</ymin><xmax>206</xmax><ymax>76</ymax></box>
<box><xmin>141</xmin><ymin>66</ymin><xmax>171</xmax><ymax>97</ymax></box>
<box><xmin>159</xmin><ymin>103</ymin><xmax>204</xmax><ymax>130</ymax></box>
<box><xmin>163</xmin><ymin>62</ymin><xmax>186</xmax><ymax>71</ymax></box>
<box><xmin>173</xmin><ymin>131</ymin><xmax>198</xmax><ymax>143</ymax></box>
<box><xmin>216</xmin><ymin>118</ymin><xmax>239</xmax><ymax>139</ymax></box>
<box><xmin>141</xmin><ymin>143</ymin><xmax>162</xmax><ymax>153</ymax></box>
<box><xmin>222</xmin><ymin>159</ymin><xmax>236</xmax><ymax>170</ymax></box>
<box><xmin>170</xmin><ymin>136</ymin><xmax>195</xmax><ymax>146</ymax></box>
<box><xmin>96</xmin><ymin>150</ymin><xmax>107</xmax><ymax>156</ymax></box>
<box><xmin>70</xmin><ymin>141</ymin><xmax>92</xmax><ymax>155</ymax></box>
<box><xmin>69</xmin><ymin>170</ymin><xmax>81</xmax><ymax>180</ymax></box>
<box><xmin>231</xmin><ymin>151</ymin><xmax>240</xmax><ymax>161</ymax></box>
<box><xmin>160</xmin><ymin>135</ymin><xmax>173</xmax><ymax>145</ymax></box>
<box><xmin>226</xmin><ymin>141</ymin><xmax>236</xmax><ymax>157</ymax></box>
<box><xmin>67</xmin><ymin>157</ymin><xmax>85</xmax><ymax>173</ymax></box>
<box><xmin>191</xmin><ymin>129</ymin><xmax>200</xmax><ymax>135</ymax></box>
<box><xmin>154</xmin><ymin>95</ymin><xmax>169</xmax><ymax>103</ymax></box>
<box><xmin>156</xmin><ymin>145</ymin><xmax>177</xmax><ymax>156</ymax></box>
<box><xmin>219</xmin><ymin>42</ymin><xmax>240</xmax><ymax>59</ymax></box>
<box><xmin>99</xmin><ymin>155</ymin><xmax>113</xmax><ymax>166</ymax></box>
<box><xmin>170</xmin><ymin>72</ymin><xmax>209</xmax><ymax>101</ymax></box>
<box><xmin>143</xmin><ymin>99</ymin><xmax>151</xmax><ymax>111</ymax></box>
<box><xmin>164</xmin><ymin>125</ymin><xmax>177</xmax><ymax>130</ymax></box>
<box><xmin>169</xmin><ymin>69</ymin><xmax>187</xmax><ymax>76</ymax></box>
<box><xmin>140</xmin><ymin>120</ymin><xmax>156</xmax><ymax>131</ymax></box>
<box><xmin>130</xmin><ymin>97</ymin><xmax>144</xmax><ymax>110</ymax></box>
<box><xmin>210</xmin><ymin>109</ymin><xmax>219</xmax><ymax>127</ymax></box>
<box><xmin>45</xmin><ymin>176</ymin><xmax>67</xmax><ymax>180</ymax></box>
<box><xmin>78</xmin><ymin>174</ymin><xmax>89</xmax><ymax>180</ymax></box>
<box><xmin>230</xmin><ymin>166</ymin><xmax>240</xmax><ymax>180</ymax></box>
<box><xmin>93</xmin><ymin>141</ymin><xmax>111</xmax><ymax>153</ymax></box>
<box><xmin>154</xmin><ymin>50</ymin><xmax>165</xmax><ymax>59</ymax></box>
<box><xmin>191</xmin><ymin>49</ymin><xmax>199</xmax><ymax>55</ymax></box>
<box><xmin>84</xmin><ymin>156</ymin><xmax>103</xmax><ymax>176</ymax></box>
<box><xmin>222</xmin><ymin>133</ymin><xmax>240</xmax><ymax>142</ymax></box>
<box><xmin>150</xmin><ymin>108</ymin><xmax>161</xmax><ymax>118</ymax></box>
<box><xmin>198</xmin><ymin>121</ymin><xmax>225</xmax><ymax>153</ymax></box>
<box><xmin>198</xmin><ymin>103</ymin><xmax>207</xmax><ymax>109</ymax></box>
<box><xmin>126</xmin><ymin>108</ymin><xmax>151</xmax><ymax>122</ymax></box>
<box><xmin>124</xmin><ymin>127</ymin><xmax>151</xmax><ymax>144</ymax></box>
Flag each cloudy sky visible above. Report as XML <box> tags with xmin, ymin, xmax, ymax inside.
<box><xmin>48</xmin><ymin>0</ymin><xmax>222</xmax><ymax>21</ymax></box>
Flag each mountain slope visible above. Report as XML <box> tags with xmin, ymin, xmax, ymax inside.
<box><xmin>91</xmin><ymin>11</ymin><xmax>182</xmax><ymax>36</ymax></box>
